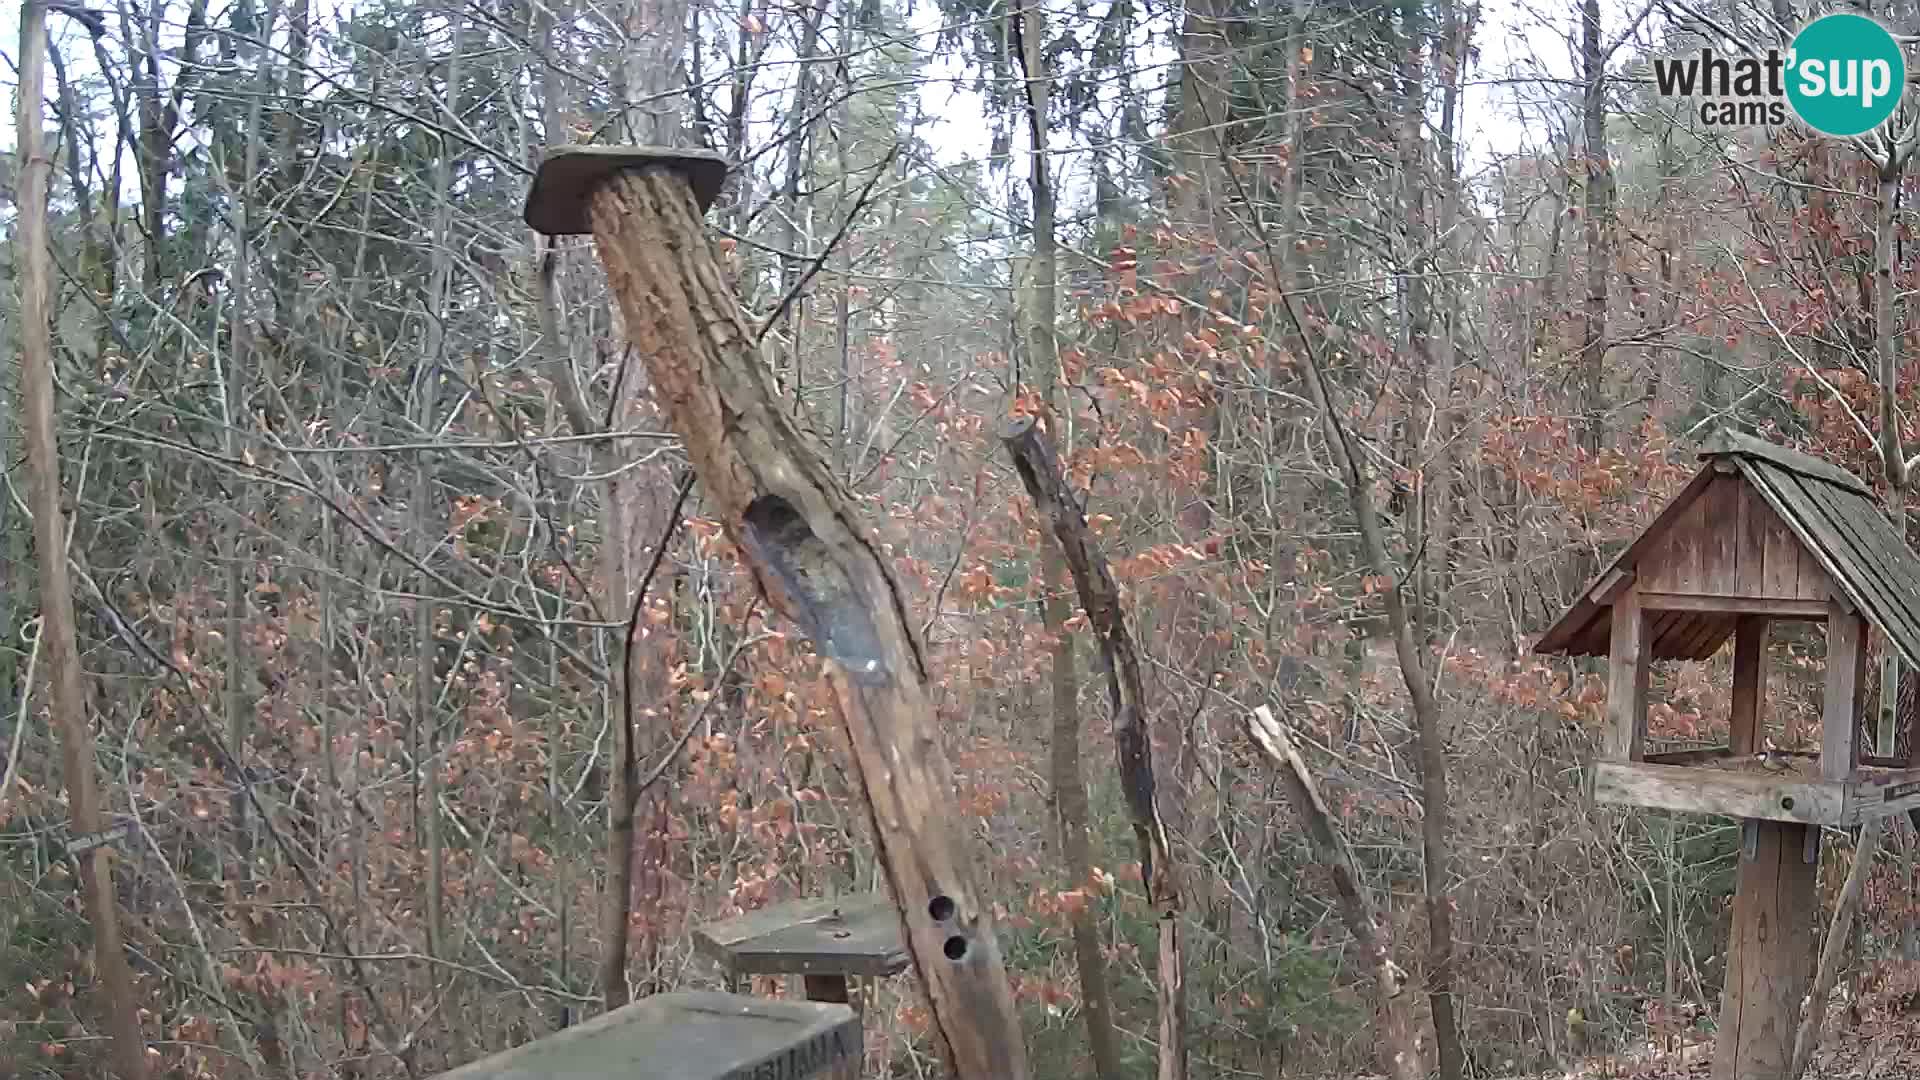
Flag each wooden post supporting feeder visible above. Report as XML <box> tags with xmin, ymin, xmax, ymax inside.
<box><xmin>524</xmin><ymin>148</ymin><xmax>1030</xmax><ymax>1079</ymax></box>
<box><xmin>436</xmin><ymin>991</ymin><xmax>857</xmax><ymax>1080</ymax></box>
<box><xmin>1536</xmin><ymin>430</ymin><xmax>1920</xmax><ymax>1080</ymax></box>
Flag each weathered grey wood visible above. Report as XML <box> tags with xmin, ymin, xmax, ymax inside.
<box><xmin>523</xmin><ymin>147</ymin><xmax>728</xmax><ymax>234</ymax></box>
<box><xmin>1637</xmin><ymin>593</ymin><xmax>1826</xmax><ymax>618</ymax></box>
<box><xmin>435</xmin><ymin>991</ymin><xmax>858</xmax><ymax>1080</ymax></box>
<box><xmin>1588</xmin><ymin>568</ymin><xmax>1633</xmax><ymax>605</ymax></box>
<box><xmin>694</xmin><ymin>897</ymin><xmax>910</xmax><ymax>979</ymax></box>
<box><xmin>1850</xmin><ymin>766</ymin><xmax>1920</xmax><ymax>823</ymax></box>
<box><xmin>1644</xmin><ymin>747</ymin><xmax>1738</xmax><ymax>766</ymax></box>
<box><xmin>1700</xmin><ymin>428</ymin><xmax>1874</xmax><ymax>497</ymax></box>
<box><xmin>538</xmin><ymin>155</ymin><xmax>1029</xmax><ymax>1079</ymax></box>
<box><xmin>1730</xmin><ymin>617</ymin><xmax>1767</xmax><ymax>757</ymax></box>
<box><xmin>1746</xmin><ymin>461</ymin><xmax>1920</xmax><ymax>672</ymax></box>
<box><xmin>1591</xmin><ymin>762</ymin><xmax>1846</xmax><ymax>825</ymax></box>
<box><xmin>1823</xmin><ymin>601</ymin><xmax>1864</xmax><ymax>782</ymax></box>
<box><xmin>1712</xmin><ymin>821</ymin><xmax>1817</xmax><ymax>1080</ymax></box>
<box><xmin>1605</xmin><ymin>586</ymin><xmax>1649</xmax><ymax>761</ymax></box>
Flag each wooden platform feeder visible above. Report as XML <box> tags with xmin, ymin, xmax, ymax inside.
<box><xmin>435</xmin><ymin>991</ymin><xmax>858</xmax><ymax>1080</ymax></box>
<box><xmin>1536</xmin><ymin>430</ymin><xmax>1920</xmax><ymax>1080</ymax></box>
<box><xmin>695</xmin><ymin>895</ymin><xmax>910</xmax><ymax>1006</ymax></box>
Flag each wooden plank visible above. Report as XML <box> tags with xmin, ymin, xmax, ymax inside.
<box><xmin>435</xmin><ymin>991</ymin><xmax>859</xmax><ymax>1080</ymax></box>
<box><xmin>1672</xmin><ymin>612</ymin><xmax>1732</xmax><ymax>661</ymax></box>
<box><xmin>1713</xmin><ymin>821</ymin><xmax>1818</xmax><ymax>1080</ymax></box>
<box><xmin>1637</xmin><ymin>593</ymin><xmax>1828</xmax><ymax>618</ymax></box>
<box><xmin>1731</xmin><ymin>617</ymin><xmax>1768</xmax><ymax>756</ymax></box>
<box><xmin>1646</xmin><ymin>746</ymin><xmax>1736</xmax><ymax>766</ymax></box>
<box><xmin>1705</xmin><ymin>475</ymin><xmax>1740</xmax><ymax>594</ymax></box>
<box><xmin>1607</xmin><ymin>587</ymin><xmax>1651</xmax><ymax>760</ymax></box>
<box><xmin>1743</xmin><ymin>467</ymin><xmax>1871</xmax><ymax>631</ymax></box>
<box><xmin>1759</xmin><ymin>483</ymin><xmax>1807</xmax><ymax>600</ymax></box>
<box><xmin>1852</xmin><ymin>767</ymin><xmax>1920</xmax><ymax>824</ymax></box>
<box><xmin>1703</xmin><ymin>429</ymin><xmax>1874</xmax><ymax>496</ymax></box>
<box><xmin>1590</xmin><ymin>761</ymin><xmax>1846</xmax><ymax>825</ymax></box>
<box><xmin>694</xmin><ymin>898</ymin><xmax>911</xmax><ymax>979</ymax></box>
<box><xmin>1737</xmin><ymin>472</ymin><xmax>1769</xmax><ymax>595</ymax></box>
<box><xmin>1797</xmin><ymin>474</ymin><xmax>1920</xmax><ymax>673</ymax></box>
<box><xmin>1823</xmin><ymin>602</ymin><xmax>1864</xmax><ymax>782</ymax></box>
<box><xmin>1588</xmin><ymin>568</ymin><xmax>1634</xmax><ymax>606</ymax></box>
<box><xmin>1536</xmin><ymin>465</ymin><xmax>1721</xmax><ymax>656</ymax></box>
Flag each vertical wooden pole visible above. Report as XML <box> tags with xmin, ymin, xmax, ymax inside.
<box><xmin>1606</xmin><ymin>587</ymin><xmax>1650</xmax><ymax>760</ymax></box>
<box><xmin>1729</xmin><ymin>616</ymin><xmax>1767</xmax><ymax>756</ymax></box>
<box><xmin>1713</xmin><ymin>821</ymin><xmax>1817</xmax><ymax>1080</ymax></box>
<box><xmin>1824</xmin><ymin>602</ymin><xmax>1864</xmax><ymax>782</ymax></box>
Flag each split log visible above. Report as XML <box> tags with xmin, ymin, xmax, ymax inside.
<box><xmin>1245</xmin><ymin>706</ymin><xmax>1425</xmax><ymax>1080</ymax></box>
<box><xmin>525</xmin><ymin>151</ymin><xmax>1028</xmax><ymax>1079</ymax></box>
<box><xmin>999</xmin><ymin>415</ymin><xmax>1186</xmax><ymax>1080</ymax></box>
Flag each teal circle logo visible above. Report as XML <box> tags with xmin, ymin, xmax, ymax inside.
<box><xmin>1786</xmin><ymin>13</ymin><xmax>1906</xmax><ymax>137</ymax></box>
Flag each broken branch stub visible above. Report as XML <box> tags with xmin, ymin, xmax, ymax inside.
<box><xmin>998</xmin><ymin>414</ymin><xmax>1186</xmax><ymax>1080</ymax></box>
<box><xmin>531</xmin><ymin>152</ymin><xmax>1029</xmax><ymax>1080</ymax></box>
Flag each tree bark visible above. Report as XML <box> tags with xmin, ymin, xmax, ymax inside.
<box><xmin>1013</xmin><ymin>4</ymin><xmax>1123</xmax><ymax>1075</ymax></box>
<box><xmin>16</xmin><ymin>7</ymin><xmax>149</xmax><ymax>1075</ymax></box>
<box><xmin>1245</xmin><ymin>707</ymin><xmax>1425</xmax><ymax>1080</ymax></box>
<box><xmin>1000</xmin><ymin>416</ymin><xmax>1186</xmax><ymax>1080</ymax></box>
<box><xmin>579</xmin><ymin>166</ymin><xmax>1030</xmax><ymax>1079</ymax></box>
<box><xmin>1578</xmin><ymin>0</ymin><xmax>1614</xmax><ymax>455</ymax></box>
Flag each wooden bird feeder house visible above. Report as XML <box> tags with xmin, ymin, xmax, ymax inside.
<box><xmin>1536</xmin><ymin>429</ymin><xmax>1920</xmax><ymax>1079</ymax></box>
<box><xmin>436</xmin><ymin>991</ymin><xmax>858</xmax><ymax>1080</ymax></box>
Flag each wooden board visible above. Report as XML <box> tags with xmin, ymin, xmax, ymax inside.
<box><xmin>1638</xmin><ymin>475</ymin><xmax>1832</xmax><ymax>603</ymax></box>
<box><xmin>1713</xmin><ymin>820</ymin><xmax>1817</xmax><ymax>1080</ymax></box>
<box><xmin>1850</xmin><ymin>766</ymin><xmax>1920</xmax><ymax>823</ymax></box>
<box><xmin>1591</xmin><ymin>761</ymin><xmax>1846</xmax><ymax>825</ymax></box>
<box><xmin>695</xmin><ymin>896</ymin><xmax>911</xmax><ymax>979</ymax></box>
<box><xmin>435</xmin><ymin>991</ymin><xmax>859</xmax><ymax>1080</ymax></box>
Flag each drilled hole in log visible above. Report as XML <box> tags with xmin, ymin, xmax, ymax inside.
<box><xmin>740</xmin><ymin>494</ymin><xmax>889</xmax><ymax>685</ymax></box>
<box><xmin>1781</xmin><ymin>797</ymin><xmax>1795</xmax><ymax>811</ymax></box>
<box><xmin>943</xmin><ymin>935</ymin><xmax>968</xmax><ymax>961</ymax></box>
<box><xmin>928</xmin><ymin>895</ymin><xmax>955</xmax><ymax>922</ymax></box>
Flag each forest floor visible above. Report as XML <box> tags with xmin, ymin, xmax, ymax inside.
<box><xmin>1539</xmin><ymin>1008</ymin><xmax>1920</xmax><ymax>1079</ymax></box>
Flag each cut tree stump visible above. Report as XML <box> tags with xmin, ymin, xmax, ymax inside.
<box><xmin>523</xmin><ymin>147</ymin><xmax>1029</xmax><ymax>1080</ymax></box>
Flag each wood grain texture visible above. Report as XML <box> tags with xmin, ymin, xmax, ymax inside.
<box><xmin>1712</xmin><ymin>822</ymin><xmax>1817</xmax><ymax>1080</ymax></box>
<box><xmin>1824</xmin><ymin>603</ymin><xmax>1865</xmax><ymax>782</ymax></box>
<box><xmin>694</xmin><ymin>896</ymin><xmax>910</xmax><ymax>979</ymax></box>
<box><xmin>436</xmin><ymin>991</ymin><xmax>858</xmax><ymax>1080</ymax></box>
<box><xmin>1605</xmin><ymin>586</ymin><xmax>1649</xmax><ymax>761</ymax></box>
<box><xmin>1730</xmin><ymin>617</ymin><xmax>1768</xmax><ymax>756</ymax></box>
<box><xmin>1591</xmin><ymin>762</ymin><xmax>1845</xmax><ymax>825</ymax></box>
<box><xmin>583</xmin><ymin>167</ymin><xmax>1028</xmax><ymax>1079</ymax></box>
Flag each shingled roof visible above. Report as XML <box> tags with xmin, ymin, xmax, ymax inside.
<box><xmin>1534</xmin><ymin>430</ymin><xmax>1920</xmax><ymax>671</ymax></box>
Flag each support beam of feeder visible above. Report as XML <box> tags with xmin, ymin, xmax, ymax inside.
<box><xmin>1606</xmin><ymin>586</ymin><xmax>1649</xmax><ymax>761</ymax></box>
<box><xmin>1824</xmin><ymin>600</ymin><xmax>1865</xmax><ymax>783</ymax></box>
<box><xmin>1713</xmin><ymin>820</ymin><xmax>1816</xmax><ymax>1080</ymax></box>
<box><xmin>1729</xmin><ymin>617</ymin><xmax>1766</xmax><ymax>756</ymax></box>
<box><xmin>526</xmin><ymin>153</ymin><xmax>1029</xmax><ymax>1080</ymax></box>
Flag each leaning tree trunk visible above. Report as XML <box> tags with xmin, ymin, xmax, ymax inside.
<box><xmin>567</xmin><ymin>163</ymin><xmax>1031</xmax><ymax>1079</ymax></box>
<box><xmin>16</xmin><ymin>7</ymin><xmax>149</xmax><ymax>1077</ymax></box>
<box><xmin>1001</xmin><ymin>416</ymin><xmax>1185</xmax><ymax>1080</ymax></box>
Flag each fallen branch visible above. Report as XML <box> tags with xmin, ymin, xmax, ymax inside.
<box><xmin>1244</xmin><ymin>706</ymin><xmax>1426</xmax><ymax>1080</ymax></box>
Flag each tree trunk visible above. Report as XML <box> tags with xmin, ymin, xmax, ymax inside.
<box><xmin>15</xmin><ymin>9</ymin><xmax>149</xmax><ymax>1076</ymax></box>
<box><xmin>1014</xmin><ymin>5</ymin><xmax>1123</xmax><ymax>1074</ymax></box>
<box><xmin>576</xmin><ymin>165</ymin><xmax>1031</xmax><ymax>1079</ymax></box>
<box><xmin>1000</xmin><ymin>417</ymin><xmax>1185</xmax><ymax>1080</ymax></box>
<box><xmin>1578</xmin><ymin>0</ymin><xmax>1614</xmax><ymax>455</ymax></box>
